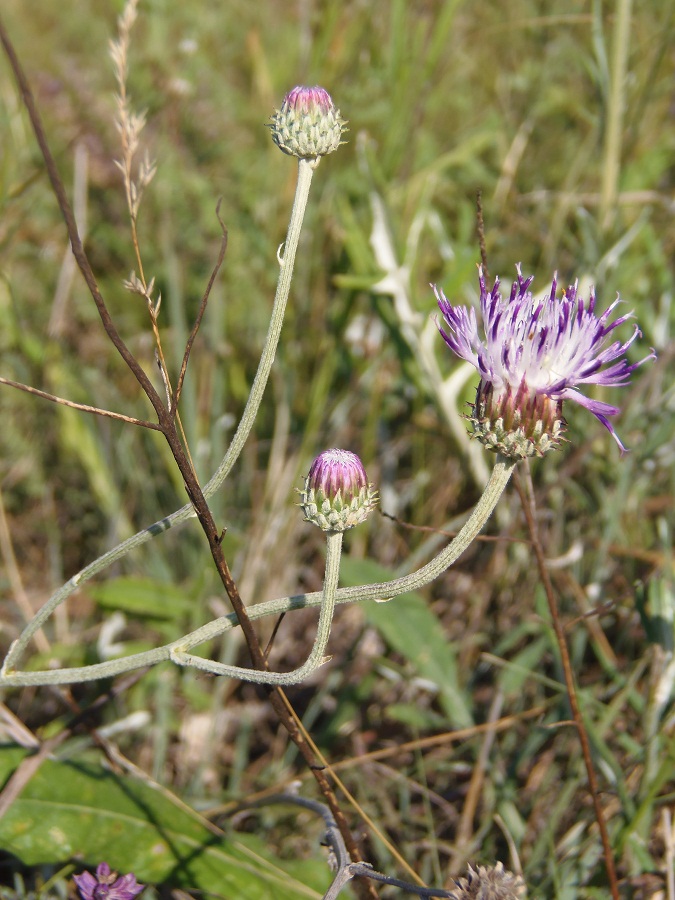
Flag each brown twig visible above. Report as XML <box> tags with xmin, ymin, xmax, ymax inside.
<box><xmin>172</xmin><ymin>202</ymin><xmax>228</xmax><ymax>414</ymax></box>
<box><xmin>155</xmin><ymin>422</ymin><xmax>377</xmax><ymax>899</ymax></box>
<box><xmin>513</xmin><ymin>465</ymin><xmax>620</xmax><ymax>900</ymax></box>
<box><xmin>284</xmin><ymin>695</ymin><xmax>424</xmax><ymax>894</ymax></box>
<box><xmin>1</xmin><ymin>18</ymin><xmax>375</xmax><ymax>894</ymax></box>
<box><xmin>160</xmin><ymin>426</ymin><xmax>377</xmax><ymax>893</ymax></box>
<box><xmin>0</xmin><ymin>377</ymin><xmax>162</xmax><ymax>429</ymax></box>
<box><xmin>214</xmin><ymin>705</ymin><xmax>551</xmax><ymax>804</ymax></box>
<box><xmin>379</xmin><ymin>507</ymin><xmax>528</xmax><ymax>545</ymax></box>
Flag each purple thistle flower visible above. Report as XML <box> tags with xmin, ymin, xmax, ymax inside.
<box><xmin>433</xmin><ymin>266</ymin><xmax>655</xmax><ymax>459</ymax></box>
<box><xmin>301</xmin><ymin>449</ymin><xmax>377</xmax><ymax>532</ymax></box>
<box><xmin>269</xmin><ymin>85</ymin><xmax>347</xmax><ymax>159</ymax></box>
<box><xmin>74</xmin><ymin>863</ymin><xmax>144</xmax><ymax>900</ymax></box>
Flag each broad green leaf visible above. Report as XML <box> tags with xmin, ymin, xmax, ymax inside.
<box><xmin>89</xmin><ymin>577</ymin><xmax>193</xmax><ymax>620</ymax></box>
<box><xmin>0</xmin><ymin>746</ymin><xmax>328</xmax><ymax>900</ymax></box>
<box><xmin>340</xmin><ymin>557</ymin><xmax>473</xmax><ymax>728</ymax></box>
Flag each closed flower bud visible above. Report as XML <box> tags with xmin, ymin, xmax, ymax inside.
<box><xmin>269</xmin><ymin>85</ymin><xmax>347</xmax><ymax>159</ymax></box>
<box><xmin>301</xmin><ymin>449</ymin><xmax>377</xmax><ymax>532</ymax></box>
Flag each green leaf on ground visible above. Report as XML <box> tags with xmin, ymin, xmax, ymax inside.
<box><xmin>0</xmin><ymin>746</ymin><xmax>328</xmax><ymax>900</ymax></box>
<box><xmin>340</xmin><ymin>557</ymin><xmax>473</xmax><ymax>728</ymax></box>
<box><xmin>89</xmin><ymin>577</ymin><xmax>193</xmax><ymax>620</ymax></box>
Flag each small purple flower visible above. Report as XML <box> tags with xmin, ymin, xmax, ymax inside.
<box><xmin>301</xmin><ymin>449</ymin><xmax>377</xmax><ymax>532</ymax></box>
<box><xmin>433</xmin><ymin>266</ymin><xmax>655</xmax><ymax>459</ymax></box>
<box><xmin>269</xmin><ymin>85</ymin><xmax>347</xmax><ymax>159</ymax></box>
<box><xmin>74</xmin><ymin>863</ymin><xmax>144</xmax><ymax>900</ymax></box>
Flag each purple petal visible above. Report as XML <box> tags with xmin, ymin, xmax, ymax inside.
<box><xmin>109</xmin><ymin>874</ymin><xmax>145</xmax><ymax>900</ymax></box>
<box><xmin>433</xmin><ymin>267</ymin><xmax>654</xmax><ymax>454</ymax></box>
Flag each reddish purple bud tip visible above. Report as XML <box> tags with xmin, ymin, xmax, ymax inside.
<box><xmin>283</xmin><ymin>85</ymin><xmax>334</xmax><ymax>116</ymax></box>
<box><xmin>269</xmin><ymin>85</ymin><xmax>347</xmax><ymax>159</ymax></box>
<box><xmin>301</xmin><ymin>449</ymin><xmax>377</xmax><ymax>532</ymax></box>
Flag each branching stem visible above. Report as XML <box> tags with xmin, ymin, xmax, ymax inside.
<box><xmin>0</xmin><ymin>16</ymin><xmax>166</xmax><ymax>422</ymax></box>
<box><xmin>1</xmin><ymin>458</ymin><xmax>515</xmax><ymax>685</ymax></box>
<box><xmin>171</xmin><ymin>531</ymin><xmax>342</xmax><ymax>684</ymax></box>
<box><xmin>0</xmin><ymin>378</ymin><xmax>161</xmax><ymax>430</ymax></box>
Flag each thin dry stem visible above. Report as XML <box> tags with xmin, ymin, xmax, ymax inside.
<box><xmin>1</xmin><ymin>15</ymin><xmax>375</xmax><ymax>888</ymax></box>
<box><xmin>111</xmin><ymin>0</ymin><xmax>198</xmax><ymax>476</ymax></box>
<box><xmin>173</xmin><ymin>202</ymin><xmax>228</xmax><ymax>412</ymax></box>
<box><xmin>0</xmin><ymin>18</ymin><xmax>166</xmax><ymax>419</ymax></box>
<box><xmin>0</xmin><ymin>377</ymin><xmax>162</xmax><ymax>429</ymax></box>
<box><xmin>513</xmin><ymin>465</ymin><xmax>620</xmax><ymax>900</ymax></box>
<box><xmin>111</xmin><ymin>0</ymin><xmax>168</xmax><ymax>388</ymax></box>
<box><xmin>276</xmin><ymin>690</ymin><xmax>426</xmax><ymax>890</ymax></box>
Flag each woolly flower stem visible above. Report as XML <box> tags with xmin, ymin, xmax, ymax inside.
<box><xmin>1</xmin><ymin>457</ymin><xmax>515</xmax><ymax>686</ymax></box>
<box><xmin>170</xmin><ymin>531</ymin><xmax>343</xmax><ymax>684</ymax></box>
<box><xmin>0</xmin><ymin>158</ymin><xmax>317</xmax><ymax>682</ymax></box>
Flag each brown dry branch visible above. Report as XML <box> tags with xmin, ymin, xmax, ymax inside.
<box><xmin>0</xmin><ymin>377</ymin><xmax>162</xmax><ymax>430</ymax></box>
<box><xmin>0</xmin><ymin>15</ymin><xmax>377</xmax><ymax>898</ymax></box>
<box><xmin>513</xmin><ymin>464</ymin><xmax>620</xmax><ymax>900</ymax></box>
<box><xmin>0</xmin><ymin>17</ymin><xmax>165</xmax><ymax>422</ymax></box>
<box><xmin>172</xmin><ymin>201</ymin><xmax>228</xmax><ymax>414</ymax></box>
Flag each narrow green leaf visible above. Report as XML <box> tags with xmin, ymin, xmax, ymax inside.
<box><xmin>340</xmin><ymin>557</ymin><xmax>473</xmax><ymax>728</ymax></box>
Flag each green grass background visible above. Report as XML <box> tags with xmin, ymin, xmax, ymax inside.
<box><xmin>0</xmin><ymin>1</ymin><xmax>673</xmax><ymax>897</ymax></box>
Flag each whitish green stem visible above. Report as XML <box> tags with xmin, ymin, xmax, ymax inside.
<box><xmin>170</xmin><ymin>530</ymin><xmax>342</xmax><ymax>685</ymax></box>
<box><xmin>1</xmin><ymin>457</ymin><xmax>515</xmax><ymax>687</ymax></box>
<box><xmin>205</xmin><ymin>156</ymin><xmax>318</xmax><ymax>487</ymax></box>
<box><xmin>1</xmin><ymin>158</ymin><xmax>317</xmax><ymax>677</ymax></box>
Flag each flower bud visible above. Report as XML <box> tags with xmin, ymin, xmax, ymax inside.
<box><xmin>301</xmin><ymin>449</ymin><xmax>377</xmax><ymax>532</ymax></box>
<box><xmin>269</xmin><ymin>85</ymin><xmax>347</xmax><ymax>159</ymax></box>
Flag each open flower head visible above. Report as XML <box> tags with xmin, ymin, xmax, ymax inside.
<box><xmin>74</xmin><ymin>863</ymin><xmax>144</xmax><ymax>900</ymax></box>
<box><xmin>269</xmin><ymin>85</ymin><xmax>346</xmax><ymax>159</ymax></box>
<box><xmin>301</xmin><ymin>449</ymin><xmax>377</xmax><ymax>532</ymax></box>
<box><xmin>434</xmin><ymin>266</ymin><xmax>655</xmax><ymax>459</ymax></box>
